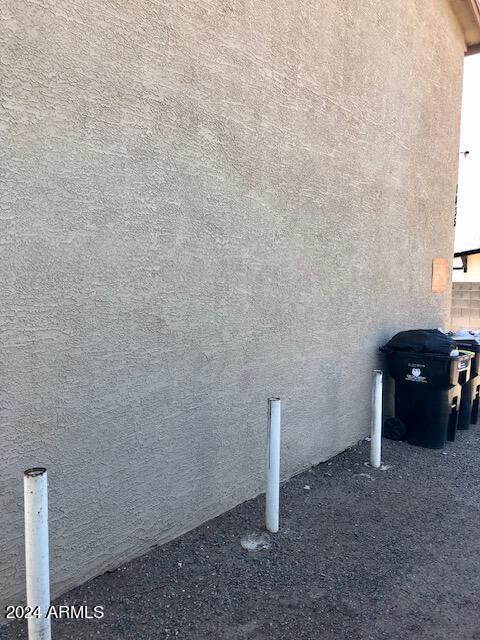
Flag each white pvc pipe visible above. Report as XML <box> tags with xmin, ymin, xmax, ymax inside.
<box><xmin>24</xmin><ymin>467</ymin><xmax>51</xmax><ymax>640</ymax></box>
<box><xmin>266</xmin><ymin>397</ymin><xmax>281</xmax><ymax>533</ymax></box>
<box><xmin>371</xmin><ymin>370</ymin><xmax>383</xmax><ymax>469</ymax></box>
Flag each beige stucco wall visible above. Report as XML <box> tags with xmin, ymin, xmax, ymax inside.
<box><xmin>1</xmin><ymin>0</ymin><xmax>465</xmax><ymax>609</ymax></box>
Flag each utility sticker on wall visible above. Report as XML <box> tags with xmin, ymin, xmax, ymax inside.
<box><xmin>432</xmin><ymin>258</ymin><xmax>449</xmax><ymax>293</ymax></box>
<box><xmin>405</xmin><ymin>367</ymin><xmax>427</xmax><ymax>383</ymax></box>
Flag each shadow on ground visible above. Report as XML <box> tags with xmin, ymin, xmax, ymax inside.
<box><xmin>3</xmin><ymin>431</ymin><xmax>480</xmax><ymax>640</ymax></box>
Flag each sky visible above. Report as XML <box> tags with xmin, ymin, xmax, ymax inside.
<box><xmin>455</xmin><ymin>54</ymin><xmax>480</xmax><ymax>252</ymax></box>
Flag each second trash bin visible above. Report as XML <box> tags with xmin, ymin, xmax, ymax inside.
<box><xmin>381</xmin><ymin>330</ymin><xmax>472</xmax><ymax>449</ymax></box>
<box><xmin>451</xmin><ymin>333</ymin><xmax>480</xmax><ymax>428</ymax></box>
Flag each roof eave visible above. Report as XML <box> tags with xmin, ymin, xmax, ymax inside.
<box><xmin>454</xmin><ymin>248</ymin><xmax>480</xmax><ymax>257</ymax></box>
<box><xmin>466</xmin><ymin>42</ymin><xmax>480</xmax><ymax>55</ymax></box>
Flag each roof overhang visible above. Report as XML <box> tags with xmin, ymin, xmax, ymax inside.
<box><xmin>453</xmin><ymin>248</ymin><xmax>480</xmax><ymax>272</ymax></box>
<box><xmin>450</xmin><ymin>0</ymin><xmax>480</xmax><ymax>54</ymax></box>
<box><xmin>454</xmin><ymin>247</ymin><xmax>480</xmax><ymax>257</ymax></box>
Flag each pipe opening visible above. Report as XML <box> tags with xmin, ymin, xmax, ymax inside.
<box><xmin>24</xmin><ymin>467</ymin><xmax>47</xmax><ymax>478</ymax></box>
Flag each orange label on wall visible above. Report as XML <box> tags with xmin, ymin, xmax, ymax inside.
<box><xmin>431</xmin><ymin>258</ymin><xmax>449</xmax><ymax>293</ymax></box>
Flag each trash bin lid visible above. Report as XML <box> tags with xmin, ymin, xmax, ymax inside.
<box><xmin>451</xmin><ymin>328</ymin><xmax>480</xmax><ymax>342</ymax></box>
<box><xmin>382</xmin><ymin>329</ymin><xmax>456</xmax><ymax>356</ymax></box>
<box><xmin>451</xmin><ymin>335</ymin><xmax>480</xmax><ymax>346</ymax></box>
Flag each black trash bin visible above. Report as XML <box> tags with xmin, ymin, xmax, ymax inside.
<box><xmin>381</xmin><ymin>330</ymin><xmax>472</xmax><ymax>449</ymax></box>
<box><xmin>452</xmin><ymin>338</ymin><xmax>480</xmax><ymax>428</ymax></box>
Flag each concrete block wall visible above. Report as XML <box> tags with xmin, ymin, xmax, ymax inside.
<box><xmin>451</xmin><ymin>282</ymin><xmax>480</xmax><ymax>330</ymax></box>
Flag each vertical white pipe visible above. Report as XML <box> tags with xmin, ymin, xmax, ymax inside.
<box><xmin>371</xmin><ymin>370</ymin><xmax>383</xmax><ymax>469</ymax></box>
<box><xmin>266</xmin><ymin>397</ymin><xmax>281</xmax><ymax>533</ymax></box>
<box><xmin>24</xmin><ymin>468</ymin><xmax>51</xmax><ymax>640</ymax></box>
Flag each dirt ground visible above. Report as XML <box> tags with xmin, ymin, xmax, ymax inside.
<box><xmin>3</xmin><ymin>430</ymin><xmax>480</xmax><ymax>640</ymax></box>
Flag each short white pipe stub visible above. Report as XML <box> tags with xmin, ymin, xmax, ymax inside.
<box><xmin>370</xmin><ymin>370</ymin><xmax>383</xmax><ymax>469</ymax></box>
<box><xmin>24</xmin><ymin>467</ymin><xmax>52</xmax><ymax>640</ymax></box>
<box><xmin>266</xmin><ymin>398</ymin><xmax>281</xmax><ymax>533</ymax></box>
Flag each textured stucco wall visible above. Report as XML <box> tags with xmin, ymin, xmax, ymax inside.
<box><xmin>1</xmin><ymin>0</ymin><xmax>465</xmax><ymax>608</ymax></box>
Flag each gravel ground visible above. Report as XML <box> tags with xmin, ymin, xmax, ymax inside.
<box><xmin>3</xmin><ymin>430</ymin><xmax>480</xmax><ymax>640</ymax></box>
